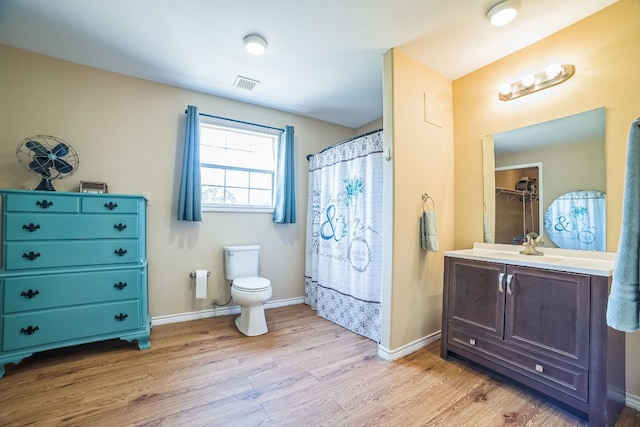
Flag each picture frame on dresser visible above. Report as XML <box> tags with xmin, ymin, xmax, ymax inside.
<box><xmin>79</xmin><ymin>181</ymin><xmax>108</xmax><ymax>193</ymax></box>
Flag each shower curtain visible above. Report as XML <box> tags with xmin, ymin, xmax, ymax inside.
<box><xmin>304</xmin><ymin>130</ymin><xmax>383</xmax><ymax>342</ymax></box>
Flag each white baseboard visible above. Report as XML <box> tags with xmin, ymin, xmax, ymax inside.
<box><xmin>377</xmin><ymin>331</ymin><xmax>441</xmax><ymax>361</ymax></box>
<box><xmin>627</xmin><ymin>392</ymin><xmax>640</xmax><ymax>411</ymax></box>
<box><xmin>151</xmin><ymin>297</ymin><xmax>304</xmax><ymax>327</ymax></box>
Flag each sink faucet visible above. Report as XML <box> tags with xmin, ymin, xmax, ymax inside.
<box><xmin>519</xmin><ymin>234</ymin><xmax>544</xmax><ymax>256</ymax></box>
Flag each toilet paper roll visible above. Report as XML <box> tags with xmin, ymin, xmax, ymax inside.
<box><xmin>195</xmin><ymin>269</ymin><xmax>208</xmax><ymax>299</ymax></box>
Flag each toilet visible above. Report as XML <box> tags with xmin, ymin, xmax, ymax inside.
<box><xmin>223</xmin><ymin>245</ymin><xmax>272</xmax><ymax>336</ymax></box>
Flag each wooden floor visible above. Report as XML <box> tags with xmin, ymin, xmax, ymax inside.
<box><xmin>1</xmin><ymin>305</ymin><xmax>638</xmax><ymax>426</ymax></box>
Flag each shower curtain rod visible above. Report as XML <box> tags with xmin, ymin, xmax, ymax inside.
<box><xmin>184</xmin><ymin>109</ymin><xmax>284</xmax><ymax>132</ymax></box>
<box><xmin>306</xmin><ymin>128</ymin><xmax>383</xmax><ymax>160</ymax></box>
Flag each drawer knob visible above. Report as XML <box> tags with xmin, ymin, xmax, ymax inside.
<box><xmin>20</xmin><ymin>326</ymin><xmax>39</xmax><ymax>335</ymax></box>
<box><xmin>20</xmin><ymin>289</ymin><xmax>40</xmax><ymax>299</ymax></box>
<box><xmin>535</xmin><ymin>364</ymin><xmax>544</xmax><ymax>373</ymax></box>
<box><xmin>35</xmin><ymin>200</ymin><xmax>53</xmax><ymax>209</ymax></box>
<box><xmin>469</xmin><ymin>338</ymin><xmax>476</xmax><ymax>346</ymax></box>
<box><xmin>114</xmin><ymin>282</ymin><xmax>128</xmax><ymax>290</ymax></box>
<box><xmin>114</xmin><ymin>223</ymin><xmax>127</xmax><ymax>232</ymax></box>
<box><xmin>22</xmin><ymin>251</ymin><xmax>41</xmax><ymax>261</ymax></box>
<box><xmin>114</xmin><ymin>313</ymin><xmax>128</xmax><ymax>321</ymax></box>
<box><xmin>114</xmin><ymin>248</ymin><xmax>128</xmax><ymax>257</ymax></box>
<box><xmin>22</xmin><ymin>223</ymin><xmax>41</xmax><ymax>232</ymax></box>
<box><xmin>104</xmin><ymin>202</ymin><xmax>119</xmax><ymax>211</ymax></box>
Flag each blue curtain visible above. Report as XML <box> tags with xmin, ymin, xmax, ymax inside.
<box><xmin>177</xmin><ymin>105</ymin><xmax>202</xmax><ymax>221</ymax></box>
<box><xmin>273</xmin><ymin>125</ymin><xmax>296</xmax><ymax>223</ymax></box>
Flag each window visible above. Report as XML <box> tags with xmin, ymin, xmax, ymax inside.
<box><xmin>199</xmin><ymin>120</ymin><xmax>279</xmax><ymax>212</ymax></box>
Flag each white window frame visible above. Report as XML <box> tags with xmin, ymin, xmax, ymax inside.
<box><xmin>199</xmin><ymin>117</ymin><xmax>280</xmax><ymax>213</ymax></box>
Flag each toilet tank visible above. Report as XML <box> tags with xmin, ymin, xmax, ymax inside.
<box><xmin>223</xmin><ymin>245</ymin><xmax>260</xmax><ymax>280</ymax></box>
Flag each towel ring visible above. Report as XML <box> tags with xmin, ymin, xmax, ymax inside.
<box><xmin>422</xmin><ymin>193</ymin><xmax>435</xmax><ymax>211</ymax></box>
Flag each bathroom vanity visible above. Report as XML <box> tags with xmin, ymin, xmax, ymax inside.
<box><xmin>441</xmin><ymin>243</ymin><xmax>625</xmax><ymax>426</ymax></box>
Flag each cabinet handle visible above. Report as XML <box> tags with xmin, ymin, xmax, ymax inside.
<box><xmin>20</xmin><ymin>289</ymin><xmax>40</xmax><ymax>299</ymax></box>
<box><xmin>20</xmin><ymin>326</ymin><xmax>39</xmax><ymax>335</ymax></box>
<box><xmin>114</xmin><ymin>248</ymin><xmax>128</xmax><ymax>257</ymax></box>
<box><xmin>498</xmin><ymin>273</ymin><xmax>505</xmax><ymax>293</ymax></box>
<box><xmin>22</xmin><ymin>251</ymin><xmax>41</xmax><ymax>261</ymax></box>
<box><xmin>113</xmin><ymin>282</ymin><xmax>128</xmax><ymax>290</ymax></box>
<box><xmin>114</xmin><ymin>223</ymin><xmax>127</xmax><ymax>231</ymax></box>
<box><xmin>114</xmin><ymin>313</ymin><xmax>128</xmax><ymax>321</ymax></box>
<box><xmin>104</xmin><ymin>202</ymin><xmax>118</xmax><ymax>211</ymax></box>
<box><xmin>506</xmin><ymin>274</ymin><xmax>513</xmax><ymax>295</ymax></box>
<box><xmin>35</xmin><ymin>200</ymin><xmax>53</xmax><ymax>209</ymax></box>
<box><xmin>22</xmin><ymin>223</ymin><xmax>41</xmax><ymax>232</ymax></box>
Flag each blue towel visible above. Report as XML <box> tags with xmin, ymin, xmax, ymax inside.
<box><xmin>420</xmin><ymin>211</ymin><xmax>439</xmax><ymax>252</ymax></box>
<box><xmin>607</xmin><ymin>117</ymin><xmax>640</xmax><ymax>332</ymax></box>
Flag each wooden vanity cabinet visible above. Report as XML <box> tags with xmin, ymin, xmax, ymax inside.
<box><xmin>441</xmin><ymin>256</ymin><xmax>625</xmax><ymax>426</ymax></box>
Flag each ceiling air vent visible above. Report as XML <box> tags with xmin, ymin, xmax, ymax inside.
<box><xmin>233</xmin><ymin>75</ymin><xmax>260</xmax><ymax>91</ymax></box>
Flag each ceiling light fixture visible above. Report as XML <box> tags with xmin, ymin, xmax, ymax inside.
<box><xmin>498</xmin><ymin>64</ymin><xmax>575</xmax><ymax>101</ymax></box>
<box><xmin>486</xmin><ymin>0</ymin><xmax>520</xmax><ymax>26</ymax></box>
<box><xmin>243</xmin><ymin>34</ymin><xmax>267</xmax><ymax>55</ymax></box>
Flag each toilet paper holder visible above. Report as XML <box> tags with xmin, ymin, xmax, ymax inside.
<box><xmin>189</xmin><ymin>270</ymin><xmax>210</xmax><ymax>278</ymax></box>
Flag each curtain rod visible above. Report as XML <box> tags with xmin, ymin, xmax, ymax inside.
<box><xmin>306</xmin><ymin>128</ymin><xmax>383</xmax><ymax>160</ymax></box>
<box><xmin>185</xmin><ymin>109</ymin><xmax>284</xmax><ymax>132</ymax></box>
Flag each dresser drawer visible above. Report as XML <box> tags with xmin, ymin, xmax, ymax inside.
<box><xmin>5</xmin><ymin>240</ymin><xmax>140</xmax><ymax>270</ymax></box>
<box><xmin>448</xmin><ymin>327</ymin><xmax>588</xmax><ymax>402</ymax></box>
<box><xmin>4</xmin><ymin>213</ymin><xmax>139</xmax><ymax>241</ymax></box>
<box><xmin>2</xmin><ymin>300</ymin><xmax>140</xmax><ymax>351</ymax></box>
<box><xmin>3</xmin><ymin>269</ymin><xmax>141</xmax><ymax>313</ymax></box>
<box><xmin>4</xmin><ymin>193</ymin><xmax>79</xmax><ymax>213</ymax></box>
<box><xmin>82</xmin><ymin>197</ymin><xmax>140</xmax><ymax>214</ymax></box>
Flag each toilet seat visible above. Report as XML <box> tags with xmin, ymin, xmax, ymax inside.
<box><xmin>232</xmin><ymin>276</ymin><xmax>271</xmax><ymax>292</ymax></box>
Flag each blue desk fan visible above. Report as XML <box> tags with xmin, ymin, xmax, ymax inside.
<box><xmin>16</xmin><ymin>135</ymin><xmax>79</xmax><ymax>191</ymax></box>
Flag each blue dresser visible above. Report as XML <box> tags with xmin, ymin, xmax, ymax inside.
<box><xmin>0</xmin><ymin>189</ymin><xmax>150</xmax><ymax>377</ymax></box>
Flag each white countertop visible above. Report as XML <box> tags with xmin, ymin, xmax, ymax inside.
<box><xmin>445</xmin><ymin>243</ymin><xmax>615</xmax><ymax>277</ymax></box>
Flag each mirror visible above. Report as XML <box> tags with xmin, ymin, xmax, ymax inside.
<box><xmin>483</xmin><ymin>107</ymin><xmax>606</xmax><ymax>250</ymax></box>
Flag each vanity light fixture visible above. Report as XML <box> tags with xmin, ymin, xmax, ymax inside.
<box><xmin>243</xmin><ymin>34</ymin><xmax>268</xmax><ymax>55</ymax></box>
<box><xmin>486</xmin><ymin>0</ymin><xmax>521</xmax><ymax>26</ymax></box>
<box><xmin>498</xmin><ymin>64</ymin><xmax>575</xmax><ymax>101</ymax></box>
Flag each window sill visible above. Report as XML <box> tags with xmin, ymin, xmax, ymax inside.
<box><xmin>202</xmin><ymin>205</ymin><xmax>274</xmax><ymax>214</ymax></box>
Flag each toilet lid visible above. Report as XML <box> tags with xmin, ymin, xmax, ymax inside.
<box><xmin>233</xmin><ymin>276</ymin><xmax>271</xmax><ymax>292</ymax></box>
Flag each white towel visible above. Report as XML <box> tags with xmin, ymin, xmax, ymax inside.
<box><xmin>483</xmin><ymin>208</ymin><xmax>493</xmax><ymax>244</ymax></box>
<box><xmin>606</xmin><ymin>117</ymin><xmax>640</xmax><ymax>332</ymax></box>
<box><xmin>421</xmin><ymin>211</ymin><xmax>439</xmax><ymax>252</ymax></box>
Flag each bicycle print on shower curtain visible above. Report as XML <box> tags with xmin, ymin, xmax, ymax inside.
<box><xmin>304</xmin><ymin>130</ymin><xmax>383</xmax><ymax>342</ymax></box>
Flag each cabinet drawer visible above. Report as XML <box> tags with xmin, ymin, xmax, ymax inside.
<box><xmin>448</xmin><ymin>327</ymin><xmax>588</xmax><ymax>402</ymax></box>
<box><xmin>4</xmin><ymin>193</ymin><xmax>79</xmax><ymax>213</ymax></box>
<box><xmin>4</xmin><ymin>213</ymin><xmax>139</xmax><ymax>241</ymax></box>
<box><xmin>2</xmin><ymin>300</ymin><xmax>140</xmax><ymax>351</ymax></box>
<box><xmin>4</xmin><ymin>269</ymin><xmax>141</xmax><ymax>313</ymax></box>
<box><xmin>5</xmin><ymin>240</ymin><xmax>140</xmax><ymax>270</ymax></box>
<box><xmin>82</xmin><ymin>197</ymin><xmax>140</xmax><ymax>214</ymax></box>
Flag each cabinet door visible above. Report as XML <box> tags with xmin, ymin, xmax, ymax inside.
<box><xmin>504</xmin><ymin>265</ymin><xmax>590</xmax><ymax>368</ymax></box>
<box><xmin>448</xmin><ymin>258</ymin><xmax>506</xmax><ymax>338</ymax></box>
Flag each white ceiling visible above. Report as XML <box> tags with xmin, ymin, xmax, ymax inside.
<box><xmin>0</xmin><ymin>0</ymin><xmax>618</xmax><ymax>129</ymax></box>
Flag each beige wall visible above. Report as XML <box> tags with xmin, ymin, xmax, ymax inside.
<box><xmin>384</xmin><ymin>49</ymin><xmax>454</xmax><ymax>351</ymax></box>
<box><xmin>452</xmin><ymin>0</ymin><xmax>640</xmax><ymax>396</ymax></box>
<box><xmin>0</xmin><ymin>43</ymin><xmax>355</xmax><ymax>317</ymax></box>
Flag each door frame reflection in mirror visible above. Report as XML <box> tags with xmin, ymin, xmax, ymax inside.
<box><xmin>482</xmin><ymin>107</ymin><xmax>606</xmax><ymax>251</ymax></box>
<box><xmin>495</xmin><ymin>162</ymin><xmax>543</xmax><ymax>245</ymax></box>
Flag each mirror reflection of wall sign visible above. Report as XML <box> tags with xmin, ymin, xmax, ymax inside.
<box><xmin>544</xmin><ymin>190</ymin><xmax>605</xmax><ymax>251</ymax></box>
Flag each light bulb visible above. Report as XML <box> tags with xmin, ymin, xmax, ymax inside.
<box><xmin>499</xmin><ymin>83</ymin><xmax>513</xmax><ymax>96</ymax></box>
<box><xmin>521</xmin><ymin>74</ymin><xmax>535</xmax><ymax>88</ymax></box>
<box><xmin>546</xmin><ymin>64</ymin><xmax>562</xmax><ymax>79</ymax></box>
